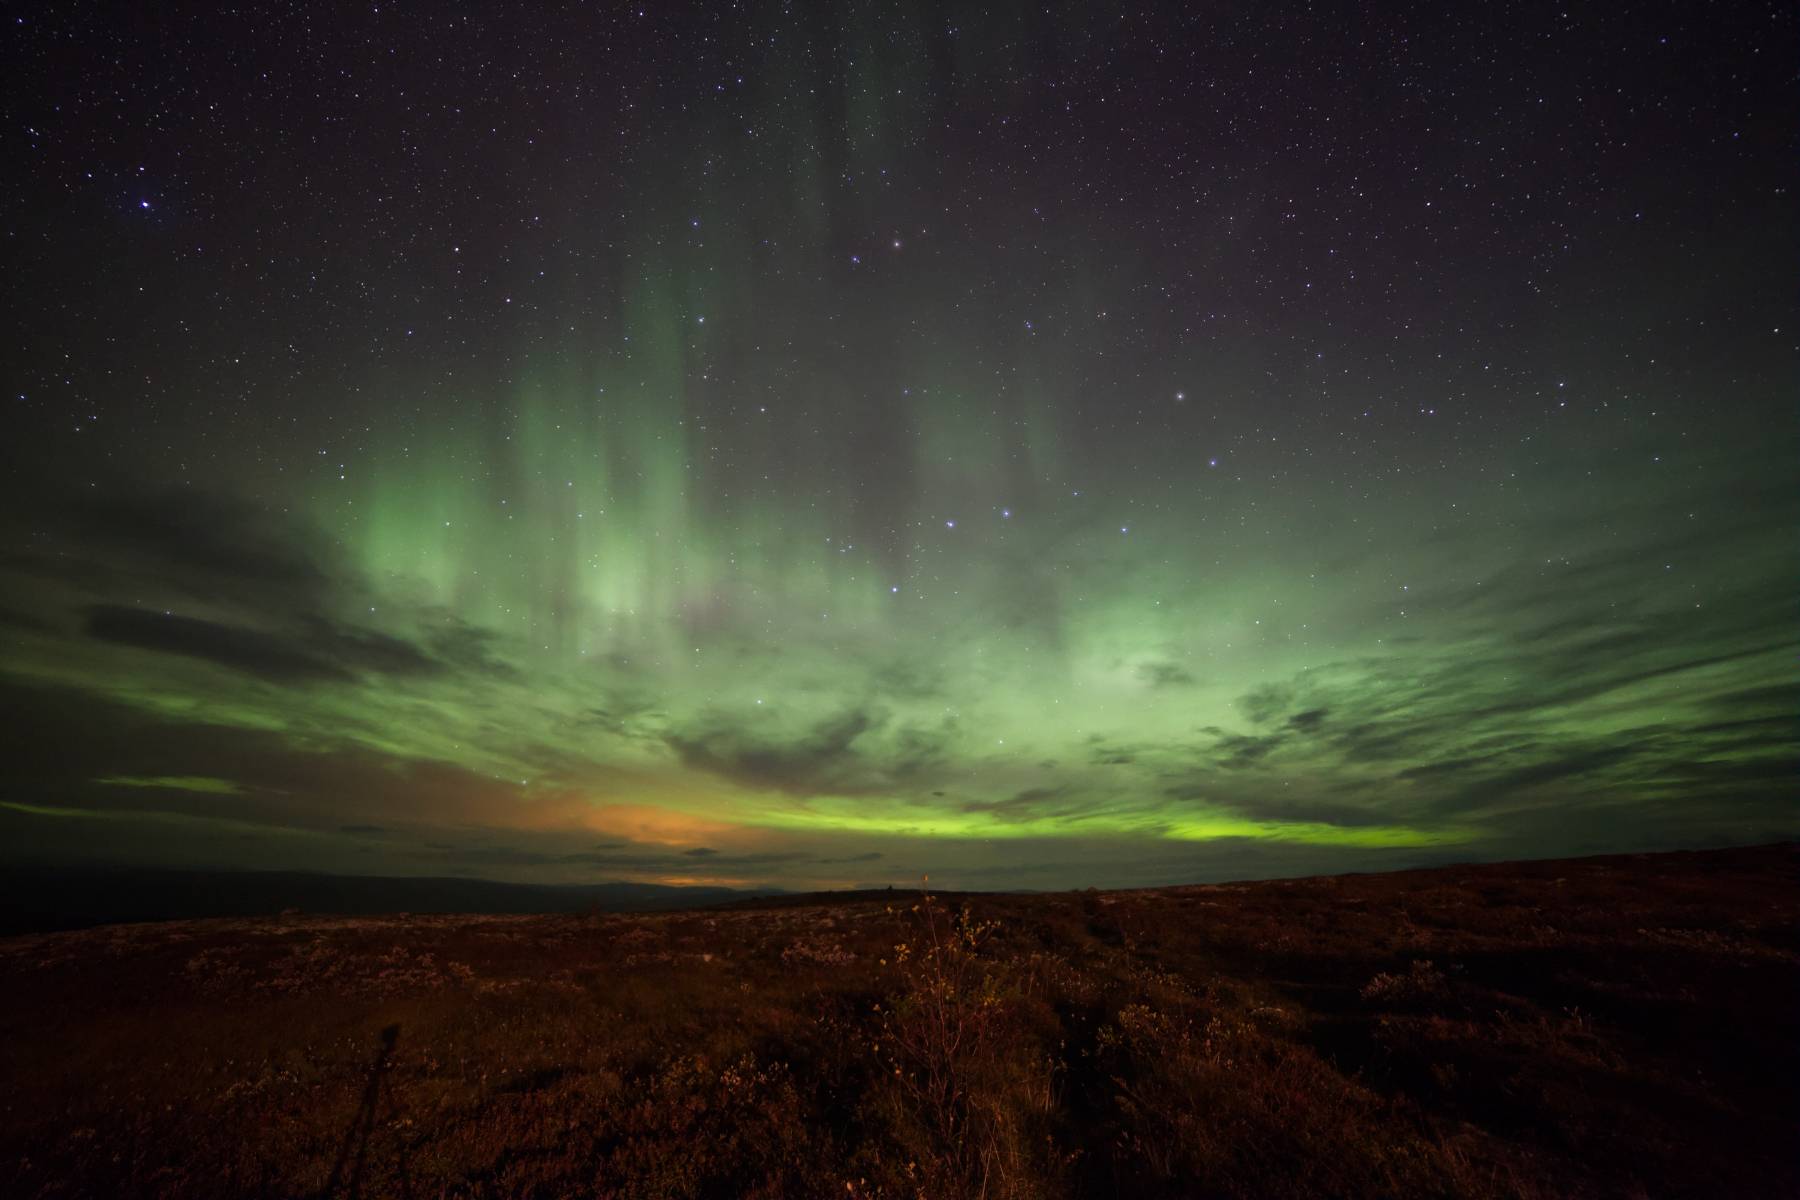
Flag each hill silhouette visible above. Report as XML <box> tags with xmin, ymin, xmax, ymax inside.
<box><xmin>0</xmin><ymin>864</ymin><xmax>780</xmax><ymax>935</ymax></box>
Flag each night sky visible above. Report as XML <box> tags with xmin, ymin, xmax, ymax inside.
<box><xmin>2</xmin><ymin>3</ymin><xmax>1792</xmax><ymax>892</ymax></box>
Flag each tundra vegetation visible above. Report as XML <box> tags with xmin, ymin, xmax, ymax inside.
<box><xmin>1</xmin><ymin>843</ymin><xmax>1794</xmax><ymax>1198</ymax></box>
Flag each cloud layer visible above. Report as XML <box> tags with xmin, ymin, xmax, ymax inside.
<box><xmin>0</xmin><ymin>469</ymin><xmax>1790</xmax><ymax>891</ymax></box>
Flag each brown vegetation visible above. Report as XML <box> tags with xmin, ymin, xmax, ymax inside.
<box><xmin>2</xmin><ymin>843</ymin><xmax>1795</xmax><ymax>1198</ymax></box>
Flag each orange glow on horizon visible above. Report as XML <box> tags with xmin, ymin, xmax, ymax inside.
<box><xmin>582</xmin><ymin>803</ymin><xmax>744</xmax><ymax>847</ymax></box>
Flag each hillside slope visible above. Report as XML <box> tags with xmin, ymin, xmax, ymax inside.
<box><xmin>2</xmin><ymin>843</ymin><xmax>1794</xmax><ymax>1199</ymax></box>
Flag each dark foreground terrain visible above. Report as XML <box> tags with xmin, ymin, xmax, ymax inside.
<box><xmin>2</xmin><ymin>844</ymin><xmax>1795</xmax><ymax>1199</ymax></box>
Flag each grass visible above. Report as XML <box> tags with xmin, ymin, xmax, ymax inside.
<box><xmin>1</xmin><ymin>842</ymin><xmax>1794</xmax><ymax>1198</ymax></box>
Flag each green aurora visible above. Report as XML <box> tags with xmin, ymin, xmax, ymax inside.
<box><xmin>2</xmin><ymin>3</ymin><xmax>1792</xmax><ymax>890</ymax></box>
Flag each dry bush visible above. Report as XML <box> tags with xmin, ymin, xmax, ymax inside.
<box><xmin>1360</xmin><ymin>959</ymin><xmax>1451</xmax><ymax>1008</ymax></box>
<box><xmin>871</xmin><ymin>883</ymin><xmax>1063</xmax><ymax>1199</ymax></box>
<box><xmin>1093</xmin><ymin>994</ymin><xmax>1506</xmax><ymax>1199</ymax></box>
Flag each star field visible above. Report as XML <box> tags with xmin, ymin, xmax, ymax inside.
<box><xmin>1</xmin><ymin>2</ymin><xmax>1793</xmax><ymax>889</ymax></box>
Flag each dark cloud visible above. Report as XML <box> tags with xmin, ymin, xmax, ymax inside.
<box><xmin>668</xmin><ymin>708</ymin><xmax>876</xmax><ymax>794</ymax></box>
<box><xmin>958</xmin><ymin>787</ymin><xmax>1101</xmax><ymax>825</ymax></box>
<box><xmin>1688</xmin><ymin>680</ymin><xmax>1797</xmax><ymax>731</ymax></box>
<box><xmin>65</xmin><ymin>488</ymin><xmax>342</xmax><ymax>610</ymax></box>
<box><xmin>416</xmin><ymin>841</ymin><xmax>808</xmax><ymax>874</ymax></box>
<box><xmin>1240</xmin><ymin>683</ymin><xmax>1296</xmax><ymax>725</ymax></box>
<box><xmin>0</xmin><ymin>607</ymin><xmax>58</xmax><ymax>634</ymax></box>
<box><xmin>666</xmin><ymin>707</ymin><xmax>955</xmax><ymax>797</ymax></box>
<box><xmin>428</xmin><ymin>844</ymin><xmax>564</xmax><ymax>868</ymax></box>
<box><xmin>298</xmin><ymin>617</ymin><xmax>441</xmax><ymax>677</ymax></box>
<box><xmin>36</xmin><ymin>479</ymin><xmax>530</xmax><ymax>660</ymax></box>
<box><xmin>339</xmin><ymin>824</ymin><xmax>388</xmax><ymax>835</ymax></box>
<box><xmin>1438</xmin><ymin>746</ymin><xmax>1637</xmax><ymax>813</ymax></box>
<box><xmin>425</xmin><ymin>620</ymin><xmax>518</xmax><ymax>678</ymax></box>
<box><xmin>1166</xmin><ymin>782</ymin><xmax>1401</xmax><ymax>830</ymax></box>
<box><xmin>578</xmin><ymin>690</ymin><xmax>671</xmax><ymax>741</ymax></box>
<box><xmin>1209</xmin><ymin>732</ymin><xmax>1283</xmax><ymax>770</ymax></box>
<box><xmin>85</xmin><ymin>606</ymin><xmax>356</xmax><ymax>683</ymax></box>
<box><xmin>866</xmin><ymin>657</ymin><xmax>945</xmax><ymax>700</ymax></box>
<box><xmin>83</xmin><ymin>605</ymin><xmax>442</xmax><ymax>684</ymax></box>
<box><xmin>1396</xmin><ymin>750</ymin><xmax>1516</xmax><ymax>784</ymax></box>
<box><xmin>0</xmin><ymin>679</ymin><xmax>531</xmax><ymax>838</ymax></box>
<box><xmin>11</xmin><ymin>487</ymin><xmax>518</xmax><ymax>693</ymax></box>
<box><xmin>1287</xmin><ymin>708</ymin><xmax>1328</xmax><ymax>733</ymax></box>
<box><xmin>1086</xmin><ymin>737</ymin><xmax>1169</xmax><ymax>769</ymax></box>
<box><xmin>1137</xmin><ymin>660</ymin><xmax>1196</xmax><ymax>688</ymax></box>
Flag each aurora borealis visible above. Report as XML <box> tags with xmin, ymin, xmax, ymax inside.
<box><xmin>2</xmin><ymin>3</ymin><xmax>1792</xmax><ymax>892</ymax></box>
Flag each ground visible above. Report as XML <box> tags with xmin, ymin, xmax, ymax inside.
<box><xmin>2</xmin><ymin>843</ymin><xmax>1795</xmax><ymax>1199</ymax></box>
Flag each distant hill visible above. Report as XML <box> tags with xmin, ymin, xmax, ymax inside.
<box><xmin>0</xmin><ymin>864</ymin><xmax>784</xmax><ymax>934</ymax></box>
